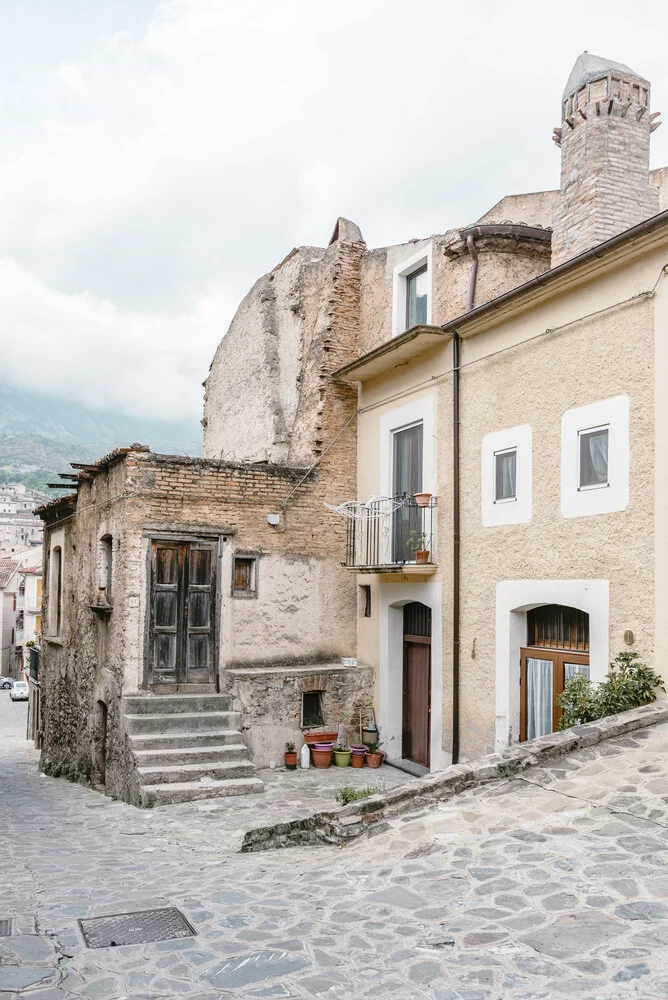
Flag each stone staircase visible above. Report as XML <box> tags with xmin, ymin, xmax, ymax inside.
<box><xmin>123</xmin><ymin>693</ymin><xmax>264</xmax><ymax>807</ymax></box>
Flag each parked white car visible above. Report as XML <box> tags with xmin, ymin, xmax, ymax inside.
<box><xmin>9</xmin><ymin>681</ymin><xmax>28</xmax><ymax>702</ymax></box>
<box><xmin>0</xmin><ymin>676</ymin><xmax>13</xmax><ymax>690</ymax></box>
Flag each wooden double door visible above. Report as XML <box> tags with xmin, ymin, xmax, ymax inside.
<box><xmin>520</xmin><ymin>647</ymin><xmax>590</xmax><ymax>741</ymax></box>
<box><xmin>402</xmin><ymin>602</ymin><xmax>431</xmax><ymax>767</ymax></box>
<box><xmin>147</xmin><ymin>539</ymin><xmax>218</xmax><ymax>686</ymax></box>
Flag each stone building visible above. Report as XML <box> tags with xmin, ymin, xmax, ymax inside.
<box><xmin>37</xmin><ymin>52</ymin><xmax>668</xmax><ymax>804</ymax></box>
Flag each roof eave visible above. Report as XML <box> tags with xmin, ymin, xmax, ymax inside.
<box><xmin>331</xmin><ymin>325</ymin><xmax>452</xmax><ymax>383</ymax></box>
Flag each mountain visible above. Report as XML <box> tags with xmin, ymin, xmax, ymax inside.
<box><xmin>0</xmin><ymin>382</ymin><xmax>202</xmax><ymax>492</ymax></box>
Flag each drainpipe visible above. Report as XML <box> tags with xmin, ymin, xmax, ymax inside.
<box><xmin>452</xmin><ymin>329</ymin><xmax>461</xmax><ymax>765</ymax></box>
<box><xmin>466</xmin><ymin>235</ymin><xmax>479</xmax><ymax>311</ymax></box>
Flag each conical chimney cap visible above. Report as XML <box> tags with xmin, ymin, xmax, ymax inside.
<box><xmin>563</xmin><ymin>51</ymin><xmax>645</xmax><ymax>100</ymax></box>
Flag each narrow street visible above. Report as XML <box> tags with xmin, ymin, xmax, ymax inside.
<box><xmin>4</xmin><ymin>691</ymin><xmax>668</xmax><ymax>998</ymax></box>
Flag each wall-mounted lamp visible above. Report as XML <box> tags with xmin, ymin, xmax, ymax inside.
<box><xmin>623</xmin><ymin>629</ymin><xmax>635</xmax><ymax>646</ymax></box>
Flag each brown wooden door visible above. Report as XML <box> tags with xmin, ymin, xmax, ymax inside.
<box><xmin>520</xmin><ymin>647</ymin><xmax>589</xmax><ymax>741</ymax></box>
<box><xmin>148</xmin><ymin>540</ymin><xmax>217</xmax><ymax>686</ymax></box>
<box><xmin>402</xmin><ymin>602</ymin><xmax>431</xmax><ymax>767</ymax></box>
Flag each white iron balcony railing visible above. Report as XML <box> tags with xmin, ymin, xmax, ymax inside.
<box><xmin>343</xmin><ymin>494</ymin><xmax>437</xmax><ymax>570</ymax></box>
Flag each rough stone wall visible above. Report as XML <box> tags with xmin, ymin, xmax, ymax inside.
<box><xmin>203</xmin><ymin>221</ymin><xmax>365</xmax><ymax>470</ymax></box>
<box><xmin>220</xmin><ymin>663</ymin><xmax>374</xmax><ymax>767</ymax></box>
<box><xmin>552</xmin><ymin>72</ymin><xmax>660</xmax><ymax>265</ymax></box>
<box><xmin>475</xmin><ymin>190</ymin><xmax>560</xmax><ymax>229</ymax></box>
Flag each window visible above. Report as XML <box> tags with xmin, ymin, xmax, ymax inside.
<box><xmin>392</xmin><ymin>244</ymin><xmax>432</xmax><ymax>336</ymax></box>
<box><xmin>301</xmin><ymin>691</ymin><xmax>324</xmax><ymax>728</ymax></box>
<box><xmin>494</xmin><ymin>448</ymin><xmax>517</xmax><ymax>502</ymax></box>
<box><xmin>232</xmin><ymin>555</ymin><xmax>258</xmax><ymax>597</ymax></box>
<box><xmin>51</xmin><ymin>545</ymin><xmax>62</xmax><ymax>636</ymax></box>
<box><xmin>360</xmin><ymin>585</ymin><xmax>371</xmax><ymax>618</ymax></box>
<box><xmin>482</xmin><ymin>425</ymin><xmax>532</xmax><ymax>527</ymax></box>
<box><xmin>393</xmin><ymin>423</ymin><xmax>423</xmax><ymax>562</ymax></box>
<box><xmin>561</xmin><ymin>396</ymin><xmax>628</xmax><ymax>518</ymax></box>
<box><xmin>406</xmin><ymin>265</ymin><xmax>428</xmax><ymax>328</ymax></box>
<box><xmin>578</xmin><ymin>426</ymin><xmax>609</xmax><ymax>489</ymax></box>
<box><xmin>99</xmin><ymin>535</ymin><xmax>113</xmax><ymax>603</ymax></box>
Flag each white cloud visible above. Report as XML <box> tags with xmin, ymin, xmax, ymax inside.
<box><xmin>0</xmin><ymin>0</ymin><xmax>667</xmax><ymax>426</ymax></box>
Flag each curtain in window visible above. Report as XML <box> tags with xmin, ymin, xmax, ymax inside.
<box><xmin>581</xmin><ymin>429</ymin><xmax>608</xmax><ymax>485</ymax></box>
<box><xmin>495</xmin><ymin>450</ymin><xmax>516</xmax><ymax>500</ymax></box>
<box><xmin>564</xmin><ymin>663</ymin><xmax>591</xmax><ymax>681</ymax></box>
<box><xmin>526</xmin><ymin>657</ymin><xmax>553</xmax><ymax>740</ymax></box>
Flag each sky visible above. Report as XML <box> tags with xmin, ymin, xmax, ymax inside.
<box><xmin>1</xmin><ymin>0</ymin><xmax>668</xmax><ymax>424</ymax></box>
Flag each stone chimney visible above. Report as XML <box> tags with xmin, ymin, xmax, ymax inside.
<box><xmin>551</xmin><ymin>52</ymin><xmax>661</xmax><ymax>266</ymax></box>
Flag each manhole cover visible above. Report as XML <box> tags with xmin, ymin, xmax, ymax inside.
<box><xmin>0</xmin><ymin>919</ymin><xmax>11</xmax><ymax>937</ymax></box>
<box><xmin>78</xmin><ymin>907</ymin><xmax>195</xmax><ymax>949</ymax></box>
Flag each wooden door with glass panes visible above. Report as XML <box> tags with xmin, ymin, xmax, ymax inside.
<box><xmin>147</xmin><ymin>539</ymin><xmax>217</xmax><ymax>686</ymax></box>
<box><xmin>519</xmin><ymin>604</ymin><xmax>590</xmax><ymax>741</ymax></box>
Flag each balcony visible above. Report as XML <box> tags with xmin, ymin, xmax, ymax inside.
<box><xmin>343</xmin><ymin>495</ymin><xmax>437</xmax><ymax>573</ymax></box>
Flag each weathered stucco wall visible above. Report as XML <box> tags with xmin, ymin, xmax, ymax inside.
<box><xmin>475</xmin><ymin>190</ymin><xmax>560</xmax><ymax>228</ymax></box>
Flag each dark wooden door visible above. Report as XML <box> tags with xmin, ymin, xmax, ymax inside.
<box><xmin>520</xmin><ymin>647</ymin><xmax>589</xmax><ymax>741</ymax></box>
<box><xmin>148</xmin><ymin>540</ymin><xmax>217</xmax><ymax>686</ymax></box>
<box><xmin>402</xmin><ymin>602</ymin><xmax>431</xmax><ymax>767</ymax></box>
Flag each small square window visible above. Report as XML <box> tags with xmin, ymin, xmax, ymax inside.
<box><xmin>360</xmin><ymin>585</ymin><xmax>371</xmax><ymax>618</ymax></box>
<box><xmin>301</xmin><ymin>691</ymin><xmax>324</xmax><ymax>728</ymax></box>
<box><xmin>406</xmin><ymin>265</ymin><xmax>429</xmax><ymax>328</ymax></box>
<box><xmin>579</xmin><ymin>426</ymin><xmax>609</xmax><ymax>490</ymax></box>
<box><xmin>494</xmin><ymin>448</ymin><xmax>517</xmax><ymax>502</ymax></box>
<box><xmin>232</xmin><ymin>556</ymin><xmax>257</xmax><ymax>597</ymax></box>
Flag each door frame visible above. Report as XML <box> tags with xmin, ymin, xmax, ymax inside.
<box><xmin>142</xmin><ymin>531</ymin><xmax>224</xmax><ymax>689</ymax></box>
<box><xmin>519</xmin><ymin>647</ymin><xmax>590</xmax><ymax>741</ymax></box>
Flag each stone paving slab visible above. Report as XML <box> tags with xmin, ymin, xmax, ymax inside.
<box><xmin>5</xmin><ymin>692</ymin><xmax>668</xmax><ymax>997</ymax></box>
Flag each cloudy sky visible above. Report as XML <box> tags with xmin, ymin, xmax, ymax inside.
<box><xmin>1</xmin><ymin>0</ymin><xmax>667</xmax><ymax>424</ymax></box>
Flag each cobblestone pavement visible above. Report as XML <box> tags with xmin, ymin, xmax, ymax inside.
<box><xmin>5</xmin><ymin>692</ymin><xmax>668</xmax><ymax>998</ymax></box>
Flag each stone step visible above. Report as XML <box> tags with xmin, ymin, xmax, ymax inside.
<box><xmin>140</xmin><ymin>776</ymin><xmax>265</xmax><ymax>807</ymax></box>
<box><xmin>138</xmin><ymin>759</ymin><xmax>255</xmax><ymax>785</ymax></box>
<box><xmin>133</xmin><ymin>743</ymin><xmax>249</xmax><ymax>768</ymax></box>
<box><xmin>124</xmin><ymin>711</ymin><xmax>241</xmax><ymax>735</ymax></box>
<box><xmin>123</xmin><ymin>694</ymin><xmax>234</xmax><ymax>715</ymax></box>
<box><xmin>129</xmin><ymin>730</ymin><xmax>242</xmax><ymax>751</ymax></box>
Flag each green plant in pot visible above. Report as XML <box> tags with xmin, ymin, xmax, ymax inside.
<box><xmin>365</xmin><ymin>741</ymin><xmax>384</xmax><ymax>768</ymax></box>
<box><xmin>408</xmin><ymin>530</ymin><xmax>430</xmax><ymax>565</ymax></box>
<box><xmin>284</xmin><ymin>742</ymin><xmax>297</xmax><ymax>770</ymax></box>
<box><xmin>333</xmin><ymin>744</ymin><xmax>351</xmax><ymax>767</ymax></box>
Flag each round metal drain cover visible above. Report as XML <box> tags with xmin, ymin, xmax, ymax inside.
<box><xmin>79</xmin><ymin>907</ymin><xmax>195</xmax><ymax>949</ymax></box>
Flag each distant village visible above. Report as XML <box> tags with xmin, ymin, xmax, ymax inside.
<box><xmin>0</xmin><ymin>482</ymin><xmax>48</xmax><ymax>683</ymax></box>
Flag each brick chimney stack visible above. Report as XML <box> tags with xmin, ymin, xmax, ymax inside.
<box><xmin>551</xmin><ymin>52</ymin><xmax>661</xmax><ymax>266</ymax></box>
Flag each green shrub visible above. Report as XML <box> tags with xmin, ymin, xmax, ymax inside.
<box><xmin>335</xmin><ymin>785</ymin><xmax>381</xmax><ymax>806</ymax></box>
<box><xmin>558</xmin><ymin>651</ymin><xmax>664</xmax><ymax>730</ymax></box>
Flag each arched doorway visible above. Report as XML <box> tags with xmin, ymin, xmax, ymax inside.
<box><xmin>520</xmin><ymin>604</ymin><xmax>590</xmax><ymax>741</ymax></box>
<box><xmin>402</xmin><ymin>602</ymin><xmax>431</xmax><ymax>766</ymax></box>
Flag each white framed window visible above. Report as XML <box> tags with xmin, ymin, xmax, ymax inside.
<box><xmin>561</xmin><ymin>396</ymin><xmax>628</xmax><ymax>518</ymax></box>
<box><xmin>482</xmin><ymin>425</ymin><xmax>532</xmax><ymax>526</ymax></box>
<box><xmin>391</xmin><ymin>244</ymin><xmax>432</xmax><ymax>336</ymax></box>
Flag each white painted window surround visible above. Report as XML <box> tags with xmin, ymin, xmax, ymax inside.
<box><xmin>380</xmin><ymin>397</ymin><xmax>435</xmax><ymax>499</ymax></box>
<box><xmin>391</xmin><ymin>244</ymin><xmax>433</xmax><ymax>337</ymax></box>
<box><xmin>482</xmin><ymin>425</ymin><xmax>532</xmax><ymax>526</ymax></box>
<box><xmin>561</xmin><ymin>396</ymin><xmax>629</xmax><ymax>518</ymax></box>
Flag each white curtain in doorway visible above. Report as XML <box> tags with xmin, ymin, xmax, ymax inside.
<box><xmin>527</xmin><ymin>657</ymin><xmax>553</xmax><ymax>740</ymax></box>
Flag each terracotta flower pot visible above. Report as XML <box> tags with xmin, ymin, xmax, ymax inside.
<box><xmin>284</xmin><ymin>752</ymin><xmax>297</xmax><ymax>770</ymax></box>
<box><xmin>365</xmin><ymin>751</ymin><xmax>384</xmax><ymax>769</ymax></box>
<box><xmin>333</xmin><ymin>749</ymin><xmax>351</xmax><ymax>767</ymax></box>
<box><xmin>415</xmin><ymin>550</ymin><xmax>430</xmax><ymax>565</ymax></box>
<box><xmin>413</xmin><ymin>492</ymin><xmax>432</xmax><ymax>508</ymax></box>
<box><xmin>311</xmin><ymin>747</ymin><xmax>333</xmax><ymax>768</ymax></box>
<box><xmin>351</xmin><ymin>753</ymin><xmax>365</xmax><ymax>768</ymax></box>
<box><xmin>304</xmin><ymin>731</ymin><xmax>339</xmax><ymax>746</ymax></box>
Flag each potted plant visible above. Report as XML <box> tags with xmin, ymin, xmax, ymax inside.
<box><xmin>333</xmin><ymin>745</ymin><xmax>351</xmax><ymax>767</ymax></box>
<box><xmin>408</xmin><ymin>531</ymin><xmax>430</xmax><ymax>565</ymax></box>
<box><xmin>365</xmin><ymin>742</ymin><xmax>384</xmax><ymax>768</ymax></box>
<box><xmin>413</xmin><ymin>492</ymin><xmax>432</xmax><ymax>508</ymax></box>
<box><xmin>284</xmin><ymin>742</ymin><xmax>297</xmax><ymax>770</ymax></box>
<box><xmin>350</xmin><ymin>744</ymin><xmax>366</xmax><ymax>768</ymax></box>
<box><xmin>311</xmin><ymin>742</ymin><xmax>334</xmax><ymax>768</ymax></box>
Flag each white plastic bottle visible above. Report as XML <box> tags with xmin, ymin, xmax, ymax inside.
<box><xmin>300</xmin><ymin>743</ymin><xmax>310</xmax><ymax>769</ymax></box>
